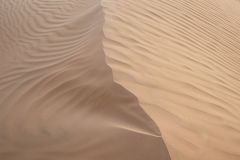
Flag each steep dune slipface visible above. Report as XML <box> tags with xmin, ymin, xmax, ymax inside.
<box><xmin>0</xmin><ymin>0</ymin><xmax>170</xmax><ymax>160</ymax></box>
<box><xmin>102</xmin><ymin>0</ymin><xmax>240</xmax><ymax>160</ymax></box>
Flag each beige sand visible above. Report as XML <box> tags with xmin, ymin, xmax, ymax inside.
<box><xmin>0</xmin><ymin>0</ymin><xmax>170</xmax><ymax>159</ymax></box>
<box><xmin>102</xmin><ymin>0</ymin><xmax>240</xmax><ymax>160</ymax></box>
<box><xmin>1</xmin><ymin>0</ymin><xmax>240</xmax><ymax>159</ymax></box>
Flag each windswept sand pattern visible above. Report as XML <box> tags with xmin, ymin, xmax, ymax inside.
<box><xmin>0</xmin><ymin>0</ymin><xmax>171</xmax><ymax>159</ymax></box>
<box><xmin>102</xmin><ymin>0</ymin><xmax>240</xmax><ymax>160</ymax></box>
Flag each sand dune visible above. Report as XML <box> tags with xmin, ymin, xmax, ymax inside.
<box><xmin>102</xmin><ymin>0</ymin><xmax>240</xmax><ymax>160</ymax></box>
<box><xmin>0</xmin><ymin>0</ymin><xmax>170</xmax><ymax>159</ymax></box>
<box><xmin>1</xmin><ymin>0</ymin><xmax>240</xmax><ymax>159</ymax></box>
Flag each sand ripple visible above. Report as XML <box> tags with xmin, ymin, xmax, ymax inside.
<box><xmin>102</xmin><ymin>0</ymin><xmax>240</xmax><ymax>160</ymax></box>
<box><xmin>0</xmin><ymin>0</ymin><xmax>170</xmax><ymax>159</ymax></box>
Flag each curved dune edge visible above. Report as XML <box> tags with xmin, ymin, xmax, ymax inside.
<box><xmin>102</xmin><ymin>0</ymin><xmax>240</xmax><ymax>160</ymax></box>
<box><xmin>0</xmin><ymin>0</ymin><xmax>170</xmax><ymax>160</ymax></box>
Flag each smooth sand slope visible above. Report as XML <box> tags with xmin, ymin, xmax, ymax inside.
<box><xmin>102</xmin><ymin>0</ymin><xmax>240</xmax><ymax>160</ymax></box>
<box><xmin>0</xmin><ymin>0</ymin><xmax>170</xmax><ymax>160</ymax></box>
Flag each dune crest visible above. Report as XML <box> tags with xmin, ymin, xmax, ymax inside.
<box><xmin>0</xmin><ymin>0</ymin><xmax>170</xmax><ymax>159</ymax></box>
<box><xmin>102</xmin><ymin>0</ymin><xmax>240</xmax><ymax>160</ymax></box>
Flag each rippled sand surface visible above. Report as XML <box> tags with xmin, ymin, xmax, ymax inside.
<box><xmin>102</xmin><ymin>0</ymin><xmax>240</xmax><ymax>160</ymax></box>
<box><xmin>0</xmin><ymin>0</ymin><xmax>170</xmax><ymax>159</ymax></box>
<box><xmin>1</xmin><ymin>0</ymin><xmax>240</xmax><ymax>159</ymax></box>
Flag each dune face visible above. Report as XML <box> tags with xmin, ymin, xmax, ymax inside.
<box><xmin>102</xmin><ymin>0</ymin><xmax>240</xmax><ymax>160</ymax></box>
<box><xmin>1</xmin><ymin>0</ymin><xmax>240</xmax><ymax>160</ymax></box>
<box><xmin>0</xmin><ymin>0</ymin><xmax>171</xmax><ymax>160</ymax></box>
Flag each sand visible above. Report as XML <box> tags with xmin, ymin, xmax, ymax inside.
<box><xmin>102</xmin><ymin>0</ymin><xmax>240</xmax><ymax>160</ymax></box>
<box><xmin>0</xmin><ymin>0</ymin><xmax>170</xmax><ymax>159</ymax></box>
<box><xmin>0</xmin><ymin>0</ymin><xmax>240</xmax><ymax>160</ymax></box>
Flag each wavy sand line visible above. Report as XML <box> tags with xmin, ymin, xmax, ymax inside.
<box><xmin>0</xmin><ymin>0</ymin><xmax>170</xmax><ymax>159</ymax></box>
<box><xmin>102</xmin><ymin>0</ymin><xmax>240</xmax><ymax>160</ymax></box>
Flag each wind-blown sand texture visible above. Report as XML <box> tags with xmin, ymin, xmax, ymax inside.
<box><xmin>102</xmin><ymin>0</ymin><xmax>240</xmax><ymax>160</ymax></box>
<box><xmin>0</xmin><ymin>0</ymin><xmax>170</xmax><ymax>160</ymax></box>
<box><xmin>1</xmin><ymin>0</ymin><xmax>240</xmax><ymax>160</ymax></box>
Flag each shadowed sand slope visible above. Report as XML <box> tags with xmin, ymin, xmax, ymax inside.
<box><xmin>102</xmin><ymin>0</ymin><xmax>240</xmax><ymax>160</ymax></box>
<box><xmin>0</xmin><ymin>0</ymin><xmax>170</xmax><ymax>160</ymax></box>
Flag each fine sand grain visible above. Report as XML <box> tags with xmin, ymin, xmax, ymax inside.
<box><xmin>102</xmin><ymin>0</ymin><xmax>240</xmax><ymax>160</ymax></box>
<box><xmin>0</xmin><ymin>0</ymin><xmax>170</xmax><ymax>159</ymax></box>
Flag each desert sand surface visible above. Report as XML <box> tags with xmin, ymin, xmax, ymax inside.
<box><xmin>102</xmin><ymin>0</ymin><xmax>240</xmax><ymax>160</ymax></box>
<box><xmin>0</xmin><ymin>0</ymin><xmax>170</xmax><ymax>160</ymax></box>
<box><xmin>0</xmin><ymin>0</ymin><xmax>240</xmax><ymax>160</ymax></box>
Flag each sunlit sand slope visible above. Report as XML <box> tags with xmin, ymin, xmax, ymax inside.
<box><xmin>0</xmin><ymin>0</ymin><xmax>170</xmax><ymax>159</ymax></box>
<box><xmin>102</xmin><ymin>0</ymin><xmax>240</xmax><ymax>160</ymax></box>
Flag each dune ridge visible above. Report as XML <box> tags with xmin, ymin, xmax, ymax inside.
<box><xmin>102</xmin><ymin>0</ymin><xmax>240</xmax><ymax>160</ymax></box>
<box><xmin>0</xmin><ymin>0</ymin><xmax>170</xmax><ymax>159</ymax></box>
